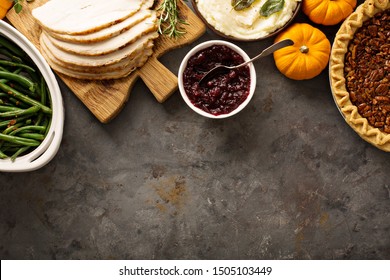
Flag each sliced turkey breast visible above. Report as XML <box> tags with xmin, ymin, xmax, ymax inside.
<box><xmin>46</xmin><ymin>9</ymin><xmax>152</xmax><ymax>44</ymax></box>
<box><xmin>41</xmin><ymin>39</ymin><xmax>155</xmax><ymax>74</ymax></box>
<box><xmin>32</xmin><ymin>0</ymin><xmax>144</xmax><ymax>35</ymax></box>
<box><xmin>40</xmin><ymin>31</ymin><xmax>159</xmax><ymax>67</ymax></box>
<box><xmin>46</xmin><ymin>13</ymin><xmax>158</xmax><ymax>56</ymax></box>
<box><xmin>42</xmin><ymin>48</ymin><xmax>154</xmax><ymax>80</ymax></box>
<box><xmin>142</xmin><ymin>0</ymin><xmax>155</xmax><ymax>9</ymax></box>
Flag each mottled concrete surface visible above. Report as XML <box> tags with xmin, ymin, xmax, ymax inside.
<box><xmin>1</xmin><ymin>1</ymin><xmax>389</xmax><ymax>260</ymax></box>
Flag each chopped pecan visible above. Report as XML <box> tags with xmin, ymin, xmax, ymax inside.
<box><xmin>344</xmin><ymin>10</ymin><xmax>390</xmax><ymax>133</ymax></box>
<box><xmin>375</xmin><ymin>83</ymin><xmax>389</xmax><ymax>94</ymax></box>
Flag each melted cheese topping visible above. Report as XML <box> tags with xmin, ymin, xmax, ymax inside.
<box><xmin>195</xmin><ymin>0</ymin><xmax>300</xmax><ymax>40</ymax></box>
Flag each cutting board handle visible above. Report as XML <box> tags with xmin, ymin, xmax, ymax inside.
<box><xmin>138</xmin><ymin>57</ymin><xmax>178</xmax><ymax>103</ymax></box>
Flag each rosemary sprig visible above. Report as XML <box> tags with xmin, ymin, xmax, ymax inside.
<box><xmin>157</xmin><ymin>0</ymin><xmax>188</xmax><ymax>39</ymax></box>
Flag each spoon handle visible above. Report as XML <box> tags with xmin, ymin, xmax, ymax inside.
<box><xmin>235</xmin><ymin>39</ymin><xmax>294</xmax><ymax>68</ymax></box>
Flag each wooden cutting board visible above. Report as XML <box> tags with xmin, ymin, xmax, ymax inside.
<box><xmin>6</xmin><ymin>0</ymin><xmax>206</xmax><ymax>123</ymax></box>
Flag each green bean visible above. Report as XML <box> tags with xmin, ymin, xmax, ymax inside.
<box><xmin>2</xmin><ymin>123</ymin><xmax>23</xmax><ymax>134</ymax></box>
<box><xmin>0</xmin><ymin>133</ymin><xmax>41</xmax><ymax>146</ymax></box>
<box><xmin>0</xmin><ymin>123</ymin><xmax>29</xmax><ymax>149</ymax></box>
<box><xmin>0</xmin><ymin>48</ymin><xmax>23</xmax><ymax>63</ymax></box>
<box><xmin>1</xmin><ymin>78</ymin><xmax>37</xmax><ymax>103</ymax></box>
<box><xmin>0</xmin><ymin>114</ymin><xmax>34</xmax><ymax>129</ymax></box>
<box><xmin>44</xmin><ymin>117</ymin><xmax>51</xmax><ymax>136</ymax></box>
<box><xmin>0</xmin><ymin>83</ymin><xmax>51</xmax><ymax>114</ymax></box>
<box><xmin>0</xmin><ymin>147</ymin><xmax>23</xmax><ymax>156</ymax></box>
<box><xmin>0</xmin><ymin>105</ymin><xmax>20</xmax><ymax>112</ymax></box>
<box><xmin>17</xmin><ymin>133</ymin><xmax>45</xmax><ymax>141</ymax></box>
<box><xmin>26</xmin><ymin>69</ymin><xmax>40</xmax><ymax>83</ymax></box>
<box><xmin>7</xmin><ymin>97</ymin><xmax>29</xmax><ymax>109</ymax></box>
<box><xmin>0</xmin><ymin>66</ymin><xmax>23</xmax><ymax>75</ymax></box>
<box><xmin>0</xmin><ymin>34</ymin><xmax>53</xmax><ymax>162</ymax></box>
<box><xmin>0</xmin><ymin>105</ymin><xmax>40</xmax><ymax>118</ymax></box>
<box><xmin>0</xmin><ymin>60</ymin><xmax>35</xmax><ymax>72</ymax></box>
<box><xmin>39</xmin><ymin>76</ymin><xmax>47</xmax><ymax>105</ymax></box>
<box><xmin>0</xmin><ymin>47</ymin><xmax>12</xmax><ymax>56</ymax></box>
<box><xmin>34</xmin><ymin>113</ymin><xmax>44</xmax><ymax>126</ymax></box>
<box><xmin>0</xmin><ymin>37</ymin><xmax>26</xmax><ymax>58</ymax></box>
<box><xmin>10</xmin><ymin>68</ymin><xmax>37</xmax><ymax>90</ymax></box>
<box><xmin>6</xmin><ymin>83</ymin><xmax>38</xmax><ymax>100</ymax></box>
<box><xmin>9</xmin><ymin>125</ymin><xmax>46</xmax><ymax>135</ymax></box>
<box><xmin>13</xmin><ymin>68</ymin><xmax>22</xmax><ymax>74</ymax></box>
<box><xmin>11</xmin><ymin>146</ymin><xmax>30</xmax><ymax>161</ymax></box>
<box><xmin>0</xmin><ymin>150</ymin><xmax>8</xmax><ymax>159</ymax></box>
<box><xmin>1</xmin><ymin>142</ymin><xmax>21</xmax><ymax>148</ymax></box>
<box><xmin>0</xmin><ymin>71</ymin><xmax>36</xmax><ymax>92</ymax></box>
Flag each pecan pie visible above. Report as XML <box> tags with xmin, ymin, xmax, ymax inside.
<box><xmin>330</xmin><ymin>0</ymin><xmax>390</xmax><ymax>151</ymax></box>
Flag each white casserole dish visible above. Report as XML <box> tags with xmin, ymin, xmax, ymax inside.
<box><xmin>0</xmin><ymin>20</ymin><xmax>64</xmax><ymax>172</ymax></box>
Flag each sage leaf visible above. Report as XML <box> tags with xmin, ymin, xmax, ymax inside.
<box><xmin>14</xmin><ymin>3</ymin><xmax>23</xmax><ymax>14</ymax></box>
<box><xmin>231</xmin><ymin>0</ymin><xmax>255</xmax><ymax>11</ymax></box>
<box><xmin>260</xmin><ymin>0</ymin><xmax>285</xmax><ymax>17</ymax></box>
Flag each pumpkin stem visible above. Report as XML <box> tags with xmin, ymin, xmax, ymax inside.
<box><xmin>300</xmin><ymin>45</ymin><xmax>309</xmax><ymax>54</ymax></box>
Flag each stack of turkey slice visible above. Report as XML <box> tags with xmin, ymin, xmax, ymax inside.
<box><xmin>32</xmin><ymin>0</ymin><xmax>159</xmax><ymax>80</ymax></box>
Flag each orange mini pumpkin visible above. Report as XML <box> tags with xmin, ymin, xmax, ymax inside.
<box><xmin>303</xmin><ymin>0</ymin><xmax>357</xmax><ymax>25</ymax></box>
<box><xmin>0</xmin><ymin>0</ymin><xmax>13</xmax><ymax>19</ymax></box>
<box><xmin>273</xmin><ymin>23</ymin><xmax>331</xmax><ymax>80</ymax></box>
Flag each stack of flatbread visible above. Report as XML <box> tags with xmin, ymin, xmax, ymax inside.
<box><xmin>32</xmin><ymin>0</ymin><xmax>159</xmax><ymax>80</ymax></box>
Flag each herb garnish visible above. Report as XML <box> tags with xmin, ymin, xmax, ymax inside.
<box><xmin>260</xmin><ymin>0</ymin><xmax>285</xmax><ymax>17</ymax></box>
<box><xmin>231</xmin><ymin>0</ymin><xmax>255</xmax><ymax>11</ymax></box>
<box><xmin>13</xmin><ymin>0</ymin><xmax>34</xmax><ymax>14</ymax></box>
<box><xmin>157</xmin><ymin>0</ymin><xmax>188</xmax><ymax>39</ymax></box>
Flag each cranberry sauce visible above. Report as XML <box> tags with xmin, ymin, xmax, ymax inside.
<box><xmin>183</xmin><ymin>45</ymin><xmax>251</xmax><ymax>116</ymax></box>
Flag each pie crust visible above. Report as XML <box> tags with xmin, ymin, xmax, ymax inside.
<box><xmin>330</xmin><ymin>0</ymin><xmax>390</xmax><ymax>151</ymax></box>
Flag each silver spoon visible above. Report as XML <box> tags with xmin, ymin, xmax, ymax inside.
<box><xmin>199</xmin><ymin>39</ymin><xmax>294</xmax><ymax>85</ymax></box>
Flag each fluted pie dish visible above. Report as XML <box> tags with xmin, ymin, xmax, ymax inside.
<box><xmin>330</xmin><ymin>0</ymin><xmax>390</xmax><ymax>151</ymax></box>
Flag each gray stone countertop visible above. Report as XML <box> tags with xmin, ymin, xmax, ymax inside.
<box><xmin>1</xmin><ymin>0</ymin><xmax>389</xmax><ymax>259</ymax></box>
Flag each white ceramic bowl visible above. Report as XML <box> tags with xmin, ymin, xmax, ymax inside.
<box><xmin>190</xmin><ymin>0</ymin><xmax>302</xmax><ymax>42</ymax></box>
<box><xmin>0</xmin><ymin>21</ymin><xmax>64</xmax><ymax>172</ymax></box>
<box><xmin>178</xmin><ymin>40</ymin><xmax>256</xmax><ymax>119</ymax></box>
